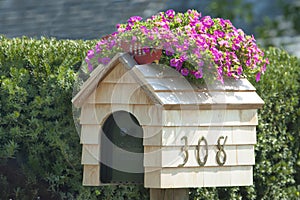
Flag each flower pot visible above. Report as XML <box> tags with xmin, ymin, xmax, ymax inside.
<box><xmin>120</xmin><ymin>40</ymin><xmax>131</xmax><ymax>52</ymax></box>
<box><xmin>134</xmin><ymin>48</ymin><xmax>162</xmax><ymax>65</ymax></box>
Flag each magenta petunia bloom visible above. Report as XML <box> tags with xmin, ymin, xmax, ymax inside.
<box><xmin>170</xmin><ymin>58</ymin><xmax>177</xmax><ymax>67</ymax></box>
<box><xmin>87</xmin><ymin>50</ymin><xmax>95</xmax><ymax>59</ymax></box>
<box><xmin>142</xmin><ymin>46</ymin><xmax>151</xmax><ymax>53</ymax></box>
<box><xmin>256</xmin><ymin>72</ymin><xmax>261</xmax><ymax>82</ymax></box>
<box><xmin>181</xmin><ymin>68</ymin><xmax>189</xmax><ymax>76</ymax></box>
<box><xmin>166</xmin><ymin>9</ymin><xmax>175</xmax><ymax>19</ymax></box>
<box><xmin>85</xmin><ymin>58</ymin><xmax>93</xmax><ymax>71</ymax></box>
<box><xmin>237</xmin><ymin>66</ymin><xmax>243</xmax><ymax>75</ymax></box>
<box><xmin>170</xmin><ymin>58</ymin><xmax>183</xmax><ymax>70</ymax></box>
<box><xmin>87</xmin><ymin>63</ymin><xmax>93</xmax><ymax>72</ymax></box>
<box><xmin>201</xmin><ymin>16</ymin><xmax>214</xmax><ymax>28</ymax></box>
<box><xmin>95</xmin><ymin>45</ymin><xmax>102</xmax><ymax>54</ymax></box>
<box><xmin>198</xmin><ymin>60</ymin><xmax>204</xmax><ymax>67</ymax></box>
<box><xmin>194</xmin><ymin>69</ymin><xmax>203</xmax><ymax>79</ymax></box>
<box><xmin>131</xmin><ymin>36</ymin><xmax>137</xmax><ymax>44</ymax></box>
<box><xmin>108</xmin><ymin>40</ymin><xmax>116</xmax><ymax>50</ymax></box>
<box><xmin>86</xmin><ymin>9</ymin><xmax>268</xmax><ymax>82</ymax></box>
<box><xmin>127</xmin><ymin>16</ymin><xmax>143</xmax><ymax>25</ymax></box>
<box><xmin>165</xmin><ymin>46</ymin><xmax>174</xmax><ymax>56</ymax></box>
<box><xmin>218</xmin><ymin>40</ymin><xmax>229</xmax><ymax>48</ymax></box>
<box><xmin>214</xmin><ymin>30</ymin><xmax>225</xmax><ymax>38</ymax></box>
<box><xmin>140</xmin><ymin>26</ymin><xmax>150</xmax><ymax>34</ymax></box>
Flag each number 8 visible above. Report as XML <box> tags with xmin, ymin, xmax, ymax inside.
<box><xmin>216</xmin><ymin>136</ymin><xmax>228</xmax><ymax>166</ymax></box>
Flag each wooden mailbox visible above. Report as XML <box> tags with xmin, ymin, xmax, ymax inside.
<box><xmin>72</xmin><ymin>53</ymin><xmax>264</xmax><ymax>188</ymax></box>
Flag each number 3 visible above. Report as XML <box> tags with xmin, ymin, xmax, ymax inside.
<box><xmin>178</xmin><ymin>136</ymin><xmax>189</xmax><ymax>167</ymax></box>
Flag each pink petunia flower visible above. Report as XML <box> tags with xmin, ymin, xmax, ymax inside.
<box><xmin>166</xmin><ymin>9</ymin><xmax>175</xmax><ymax>19</ymax></box>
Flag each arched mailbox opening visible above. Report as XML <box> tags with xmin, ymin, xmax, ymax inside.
<box><xmin>100</xmin><ymin>111</ymin><xmax>144</xmax><ymax>184</ymax></box>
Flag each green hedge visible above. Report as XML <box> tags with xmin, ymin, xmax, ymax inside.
<box><xmin>0</xmin><ymin>36</ymin><xmax>148</xmax><ymax>199</ymax></box>
<box><xmin>0</xmin><ymin>36</ymin><xmax>299</xmax><ymax>199</ymax></box>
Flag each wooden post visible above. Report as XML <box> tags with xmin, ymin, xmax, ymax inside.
<box><xmin>150</xmin><ymin>189</ymin><xmax>189</xmax><ymax>200</ymax></box>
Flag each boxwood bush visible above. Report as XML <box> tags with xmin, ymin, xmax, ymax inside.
<box><xmin>0</xmin><ymin>36</ymin><xmax>148</xmax><ymax>200</ymax></box>
<box><xmin>0</xmin><ymin>36</ymin><xmax>299</xmax><ymax>199</ymax></box>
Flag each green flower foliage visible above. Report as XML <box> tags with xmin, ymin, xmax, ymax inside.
<box><xmin>0</xmin><ymin>36</ymin><xmax>299</xmax><ymax>199</ymax></box>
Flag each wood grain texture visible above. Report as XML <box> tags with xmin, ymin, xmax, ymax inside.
<box><xmin>155</xmin><ymin>91</ymin><xmax>264</xmax><ymax>109</ymax></box>
<box><xmin>134</xmin><ymin>65</ymin><xmax>256</xmax><ymax>91</ymax></box>
<box><xmin>162</xmin><ymin>109</ymin><xmax>258</xmax><ymax>126</ymax></box>
<box><xmin>144</xmin><ymin>77</ymin><xmax>196</xmax><ymax>92</ymax></box>
<box><xmin>86</xmin><ymin>83</ymin><xmax>153</xmax><ymax>105</ymax></box>
<box><xmin>83</xmin><ymin>165</ymin><xmax>100</xmax><ymax>186</ymax></box>
<box><xmin>81</xmin><ymin>144</ymin><xmax>100</xmax><ymax>165</ymax></box>
<box><xmin>80</xmin><ymin>104</ymin><xmax>163</xmax><ymax>126</ymax></box>
<box><xmin>102</xmin><ymin>62</ymin><xmax>136</xmax><ymax>83</ymax></box>
<box><xmin>80</xmin><ymin>124</ymin><xmax>101</xmax><ymax>144</ymax></box>
<box><xmin>135</xmin><ymin>64</ymin><xmax>183</xmax><ymax>78</ymax></box>
<box><xmin>143</xmin><ymin>126</ymin><xmax>256</xmax><ymax>146</ymax></box>
<box><xmin>144</xmin><ymin>145</ymin><xmax>255</xmax><ymax>167</ymax></box>
<box><xmin>144</xmin><ymin>166</ymin><xmax>253</xmax><ymax>188</ymax></box>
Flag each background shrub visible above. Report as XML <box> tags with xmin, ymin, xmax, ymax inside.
<box><xmin>0</xmin><ymin>36</ymin><xmax>299</xmax><ymax>199</ymax></box>
<box><xmin>0</xmin><ymin>36</ymin><xmax>148</xmax><ymax>199</ymax></box>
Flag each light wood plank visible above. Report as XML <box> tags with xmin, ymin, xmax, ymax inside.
<box><xmin>134</xmin><ymin>65</ymin><xmax>256</xmax><ymax>91</ymax></box>
<box><xmin>204</xmin><ymin>78</ymin><xmax>256</xmax><ymax>91</ymax></box>
<box><xmin>81</xmin><ymin>144</ymin><xmax>100</xmax><ymax>165</ymax></box>
<box><xmin>102</xmin><ymin>63</ymin><xmax>136</xmax><ymax>83</ymax></box>
<box><xmin>230</xmin><ymin>165</ymin><xmax>253</xmax><ymax>186</ymax></box>
<box><xmin>131</xmin><ymin>66</ymin><xmax>165</xmax><ymax>105</ymax></box>
<box><xmin>143</xmin><ymin>126</ymin><xmax>256</xmax><ymax>146</ymax></box>
<box><xmin>145</xmin><ymin>167</ymin><xmax>161</xmax><ymax>188</ymax></box>
<box><xmin>80</xmin><ymin>104</ymin><xmax>163</xmax><ymax>126</ymax></box>
<box><xmin>144</xmin><ymin>77</ymin><xmax>196</xmax><ymax>92</ymax></box>
<box><xmin>134</xmin><ymin>64</ymin><xmax>182</xmax><ymax>78</ymax></box>
<box><xmin>162</xmin><ymin>109</ymin><xmax>258</xmax><ymax>126</ymax></box>
<box><xmin>80</xmin><ymin>125</ymin><xmax>101</xmax><ymax>144</ymax></box>
<box><xmin>83</xmin><ymin>165</ymin><xmax>100</xmax><ymax>186</ymax></box>
<box><xmin>155</xmin><ymin>91</ymin><xmax>264</xmax><ymax>109</ymax></box>
<box><xmin>144</xmin><ymin>77</ymin><xmax>256</xmax><ymax>92</ymax></box>
<box><xmin>203</xmin><ymin>167</ymin><xmax>231</xmax><ymax>187</ymax></box>
<box><xmin>154</xmin><ymin>91</ymin><xmax>211</xmax><ymax>105</ymax></box>
<box><xmin>86</xmin><ymin>83</ymin><xmax>153</xmax><ymax>105</ymax></box>
<box><xmin>144</xmin><ymin>145</ymin><xmax>254</xmax><ymax>167</ymax></box>
<box><xmin>144</xmin><ymin>166</ymin><xmax>253</xmax><ymax>188</ymax></box>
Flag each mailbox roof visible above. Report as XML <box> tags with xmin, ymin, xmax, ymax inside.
<box><xmin>72</xmin><ymin>53</ymin><xmax>264</xmax><ymax>109</ymax></box>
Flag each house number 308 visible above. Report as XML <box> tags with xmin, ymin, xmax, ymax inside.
<box><xmin>178</xmin><ymin>136</ymin><xmax>228</xmax><ymax>167</ymax></box>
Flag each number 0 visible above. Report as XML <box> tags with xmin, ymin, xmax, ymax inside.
<box><xmin>196</xmin><ymin>136</ymin><xmax>208</xmax><ymax>166</ymax></box>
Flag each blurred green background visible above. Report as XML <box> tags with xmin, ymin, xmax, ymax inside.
<box><xmin>0</xmin><ymin>0</ymin><xmax>299</xmax><ymax>199</ymax></box>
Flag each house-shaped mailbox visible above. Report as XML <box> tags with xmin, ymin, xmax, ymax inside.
<box><xmin>72</xmin><ymin>53</ymin><xmax>264</xmax><ymax>188</ymax></box>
